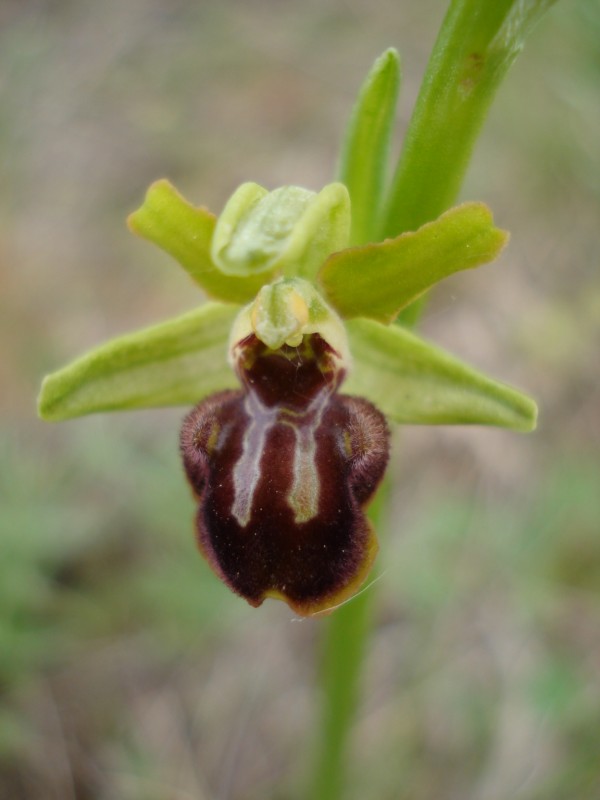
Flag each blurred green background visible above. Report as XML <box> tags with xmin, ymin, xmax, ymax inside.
<box><xmin>1</xmin><ymin>0</ymin><xmax>599</xmax><ymax>798</ymax></box>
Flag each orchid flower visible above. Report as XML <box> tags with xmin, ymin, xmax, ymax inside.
<box><xmin>37</xmin><ymin>50</ymin><xmax>537</xmax><ymax>616</ymax></box>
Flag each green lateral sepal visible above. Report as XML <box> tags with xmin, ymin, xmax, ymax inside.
<box><xmin>320</xmin><ymin>202</ymin><xmax>508</xmax><ymax>323</ymax></box>
<box><xmin>127</xmin><ymin>179</ymin><xmax>268</xmax><ymax>304</ymax></box>
<box><xmin>344</xmin><ymin>318</ymin><xmax>537</xmax><ymax>431</ymax></box>
<box><xmin>37</xmin><ymin>302</ymin><xmax>240</xmax><ymax>421</ymax></box>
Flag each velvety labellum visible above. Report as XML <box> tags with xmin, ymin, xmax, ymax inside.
<box><xmin>181</xmin><ymin>333</ymin><xmax>390</xmax><ymax>616</ymax></box>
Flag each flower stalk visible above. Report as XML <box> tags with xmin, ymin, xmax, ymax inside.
<box><xmin>311</xmin><ymin>484</ymin><xmax>388</xmax><ymax>800</ymax></box>
<box><xmin>312</xmin><ymin>1</ymin><xmax>557</xmax><ymax>797</ymax></box>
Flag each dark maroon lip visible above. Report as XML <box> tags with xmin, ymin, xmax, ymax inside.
<box><xmin>181</xmin><ymin>333</ymin><xmax>390</xmax><ymax>615</ymax></box>
<box><xmin>232</xmin><ymin>333</ymin><xmax>345</xmax><ymax>408</ymax></box>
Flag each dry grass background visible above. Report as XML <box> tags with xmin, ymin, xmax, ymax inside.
<box><xmin>1</xmin><ymin>1</ymin><xmax>599</xmax><ymax>798</ymax></box>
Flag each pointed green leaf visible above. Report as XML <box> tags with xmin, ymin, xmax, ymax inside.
<box><xmin>211</xmin><ymin>182</ymin><xmax>350</xmax><ymax>282</ymax></box>
<box><xmin>127</xmin><ymin>180</ymin><xmax>269</xmax><ymax>304</ymax></box>
<box><xmin>337</xmin><ymin>48</ymin><xmax>401</xmax><ymax>246</ymax></box>
<box><xmin>320</xmin><ymin>202</ymin><xmax>508</xmax><ymax>323</ymax></box>
<box><xmin>38</xmin><ymin>303</ymin><xmax>240</xmax><ymax>421</ymax></box>
<box><xmin>344</xmin><ymin>318</ymin><xmax>537</xmax><ymax>431</ymax></box>
<box><xmin>381</xmin><ymin>0</ymin><xmax>559</xmax><ymax>239</ymax></box>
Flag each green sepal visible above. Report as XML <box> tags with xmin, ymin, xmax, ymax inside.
<box><xmin>37</xmin><ymin>303</ymin><xmax>240</xmax><ymax>421</ymax></box>
<box><xmin>211</xmin><ymin>182</ymin><xmax>350</xmax><ymax>282</ymax></box>
<box><xmin>344</xmin><ymin>318</ymin><xmax>537</xmax><ymax>431</ymax></box>
<box><xmin>337</xmin><ymin>48</ymin><xmax>401</xmax><ymax>246</ymax></box>
<box><xmin>319</xmin><ymin>202</ymin><xmax>508</xmax><ymax>323</ymax></box>
<box><xmin>127</xmin><ymin>179</ymin><xmax>268</xmax><ymax>304</ymax></box>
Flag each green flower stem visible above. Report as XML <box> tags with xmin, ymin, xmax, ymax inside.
<box><xmin>381</xmin><ymin>0</ymin><xmax>557</xmax><ymax>241</ymax></box>
<box><xmin>314</xmin><ymin>1</ymin><xmax>556</xmax><ymax>797</ymax></box>
<box><xmin>311</xmin><ymin>483</ymin><xmax>388</xmax><ymax>800</ymax></box>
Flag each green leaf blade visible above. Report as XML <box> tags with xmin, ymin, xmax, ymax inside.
<box><xmin>38</xmin><ymin>303</ymin><xmax>240</xmax><ymax>421</ymax></box>
<box><xmin>337</xmin><ymin>48</ymin><xmax>401</xmax><ymax>246</ymax></box>
<box><xmin>380</xmin><ymin>0</ymin><xmax>558</xmax><ymax>240</ymax></box>
<box><xmin>344</xmin><ymin>318</ymin><xmax>537</xmax><ymax>431</ymax></box>
<box><xmin>128</xmin><ymin>179</ymin><xmax>268</xmax><ymax>304</ymax></box>
<box><xmin>320</xmin><ymin>202</ymin><xmax>508</xmax><ymax>323</ymax></box>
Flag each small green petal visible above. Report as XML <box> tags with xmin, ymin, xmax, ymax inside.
<box><xmin>211</xmin><ymin>182</ymin><xmax>350</xmax><ymax>282</ymax></box>
<box><xmin>38</xmin><ymin>303</ymin><xmax>239</xmax><ymax>421</ymax></box>
<box><xmin>344</xmin><ymin>319</ymin><xmax>537</xmax><ymax>431</ymax></box>
<box><xmin>337</xmin><ymin>48</ymin><xmax>401</xmax><ymax>246</ymax></box>
<box><xmin>127</xmin><ymin>179</ymin><xmax>268</xmax><ymax>304</ymax></box>
<box><xmin>319</xmin><ymin>202</ymin><xmax>508</xmax><ymax>323</ymax></box>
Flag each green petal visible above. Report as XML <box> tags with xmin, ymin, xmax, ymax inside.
<box><xmin>320</xmin><ymin>202</ymin><xmax>508</xmax><ymax>323</ymax></box>
<box><xmin>337</xmin><ymin>48</ymin><xmax>401</xmax><ymax>246</ymax></box>
<box><xmin>344</xmin><ymin>319</ymin><xmax>537</xmax><ymax>431</ymax></box>
<box><xmin>38</xmin><ymin>303</ymin><xmax>239</xmax><ymax>421</ymax></box>
<box><xmin>127</xmin><ymin>179</ymin><xmax>268</xmax><ymax>304</ymax></box>
<box><xmin>211</xmin><ymin>182</ymin><xmax>350</xmax><ymax>282</ymax></box>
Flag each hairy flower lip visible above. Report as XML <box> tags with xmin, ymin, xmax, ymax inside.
<box><xmin>232</xmin><ymin>333</ymin><xmax>345</xmax><ymax>407</ymax></box>
<box><xmin>181</xmin><ymin>334</ymin><xmax>390</xmax><ymax>617</ymax></box>
<box><xmin>259</xmin><ymin>523</ymin><xmax>379</xmax><ymax>618</ymax></box>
